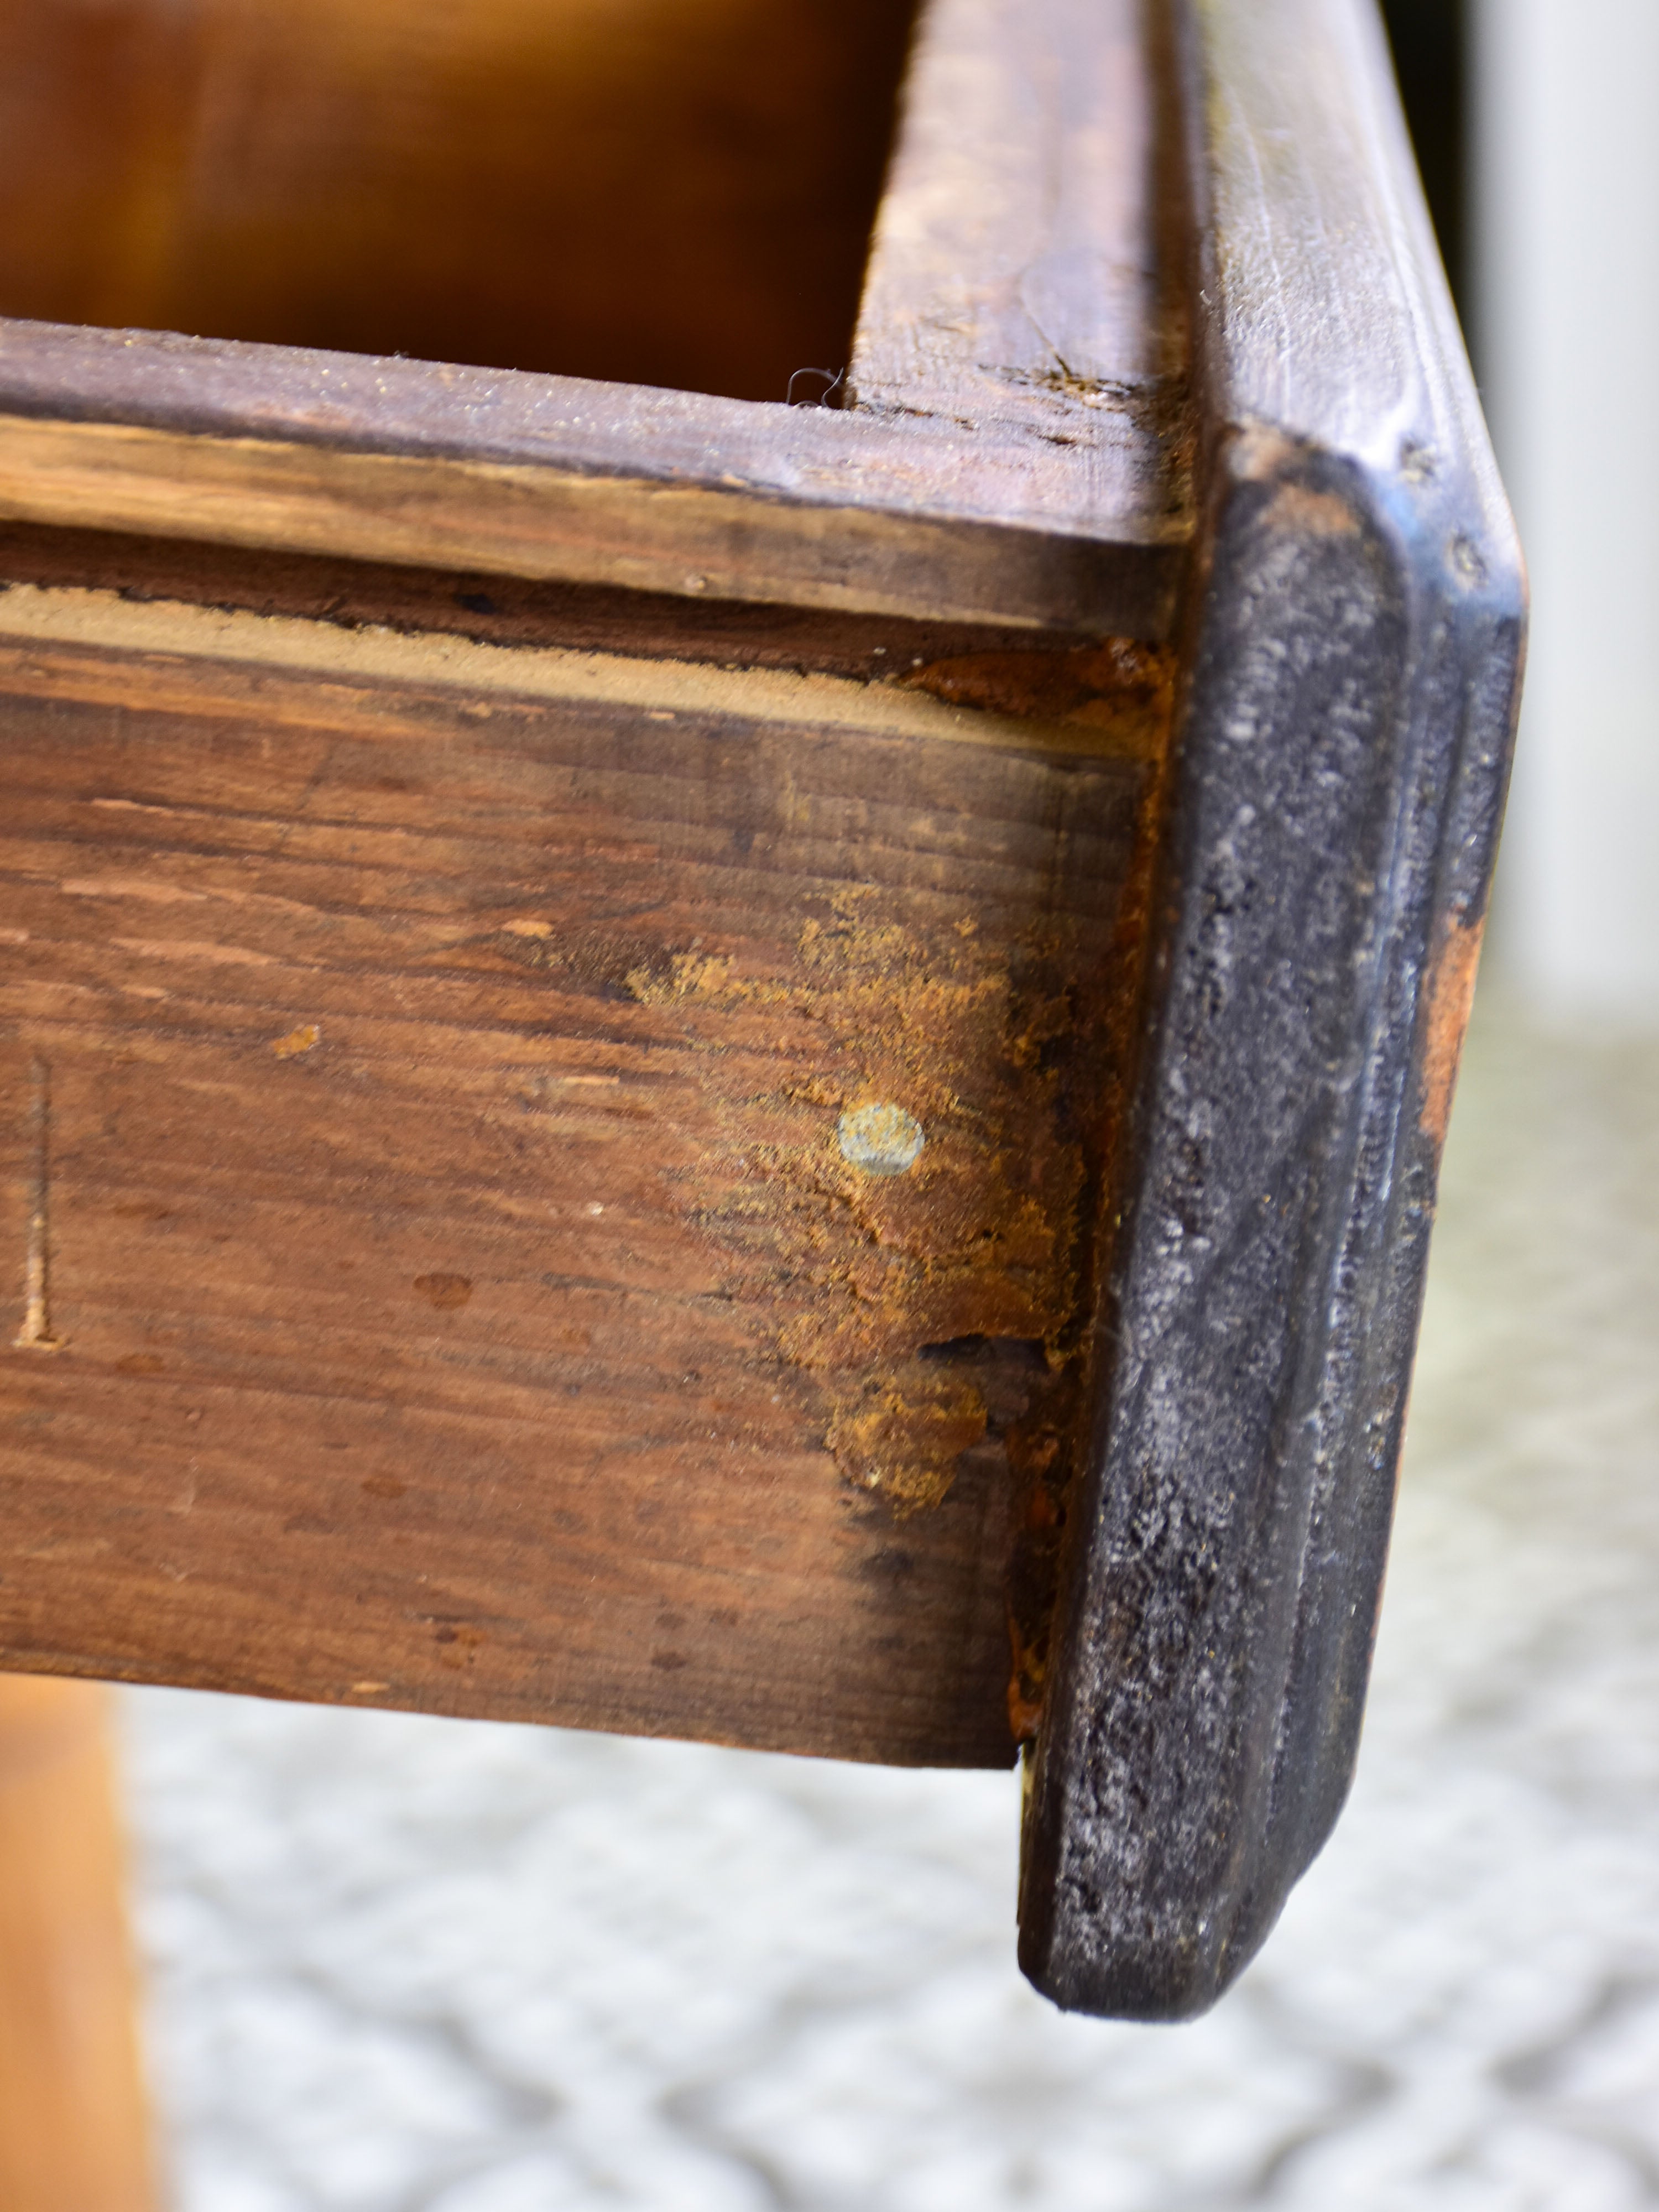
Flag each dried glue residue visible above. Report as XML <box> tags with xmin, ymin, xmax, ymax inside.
<box><xmin>628</xmin><ymin>888</ymin><xmax>1102</xmax><ymax>1517</ymax></box>
<box><xmin>271</xmin><ymin>1023</ymin><xmax>320</xmax><ymax>1058</ymax></box>
<box><xmin>899</xmin><ymin>637</ymin><xmax>1176</xmax><ymax>755</ymax></box>
<box><xmin>826</xmin><ymin>1373</ymin><xmax>987</xmax><ymax>1514</ymax></box>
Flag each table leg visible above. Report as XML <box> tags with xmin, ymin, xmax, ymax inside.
<box><xmin>0</xmin><ymin>1674</ymin><xmax>157</xmax><ymax>2212</ymax></box>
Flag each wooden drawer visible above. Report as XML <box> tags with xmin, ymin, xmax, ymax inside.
<box><xmin>0</xmin><ymin>0</ymin><xmax>1523</xmax><ymax>2017</ymax></box>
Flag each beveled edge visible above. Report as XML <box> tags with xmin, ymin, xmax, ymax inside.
<box><xmin>1019</xmin><ymin>0</ymin><xmax>1526</xmax><ymax>2019</ymax></box>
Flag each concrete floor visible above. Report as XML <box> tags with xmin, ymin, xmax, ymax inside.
<box><xmin>119</xmin><ymin>994</ymin><xmax>1659</xmax><ymax>2210</ymax></box>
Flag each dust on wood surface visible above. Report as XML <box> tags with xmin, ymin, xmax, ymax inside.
<box><xmin>851</xmin><ymin>0</ymin><xmax>1190</xmax><ymax>534</ymax></box>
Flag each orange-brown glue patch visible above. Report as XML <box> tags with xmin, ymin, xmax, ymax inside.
<box><xmin>1420</xmin><ymin>914</ymin><xmax>1485</xmax><ymax>1146</ymax></box>
<box><xmin>628</xmin><ymin>887</ymin><xmax>1097</xmax><ymax>1516</ymax></box>
<box><xmin>900</xmin><ymin>638</ymin><xmax>1175</xmax><ymax>758</ymax></box>
<box><xmin>826</xmin><ymin>1374</ymin><xmax>989</xmax><ymax>1514</ymax></box>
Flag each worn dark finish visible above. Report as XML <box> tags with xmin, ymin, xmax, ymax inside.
<box><xmin>1019</xmin><ymin>0</ymin><xmax>1525</xmax><ymax>2018</ymax></box>
<box><xmin>0</xmin><ymin>320</ymin><xmax>1182</xmax><ymax>640</ymax></box>
<box><xmin>848</xmin><ymin>0</ymin><xmax>1188</xmax><ymax>503</ymax></box>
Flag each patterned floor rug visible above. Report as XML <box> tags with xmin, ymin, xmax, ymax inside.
<box><xmin>121</xmin><ymin>995</ymin><xmax>1659</xmax><ymax>2210</ymax></box>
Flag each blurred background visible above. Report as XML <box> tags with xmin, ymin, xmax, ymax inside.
<box><xmin>41</xmin><ymin>0</ymin><xmax>1659</xmax><ymax>2203</ymax></box>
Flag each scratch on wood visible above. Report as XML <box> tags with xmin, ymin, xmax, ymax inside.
<box><xmin>13</xmin><ymin>1055</ymin><xmax>62</xmax><ymax>1352</ymax></box>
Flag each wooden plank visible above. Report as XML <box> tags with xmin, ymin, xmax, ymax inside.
<box><xmin>0</xmin><ymin>1675</ymin><xmax>155</xmax><ymax>2212</ymax></box>
<box><xmin>0</xmin><ymin>315</ymin><xmax>1181</xmax><ymax>554</ymax></box>
<box><xmin>851</xmin><ymin>0</ymin><xmax>1188</xmax><ymax>511</ymax></box>
<box><xmin>1017</xmin><ymin>0</ymin><xmax>1526</xmax><ymax>2017</ymax></box>
<box><xmin>0</xmin><ymin>515</ymin><xmax>1123</xmax><ymax>676</ymax></box>
<box><xmin>0</xmin><ymin>582</ymin><xmax>1152</xmax><ymax>766</ymax></box>
<box><xmin>0</xmin><ymin>0</ymin><xmax>1190</xmax><ymax>643</ymax></box>
<box><xmin>0</xmin><ymin>586</ymin><xmax>1172</xmax><ymax>1766</ymax></box>
<box><xmin>0</xmin><ymin>345</ymin><xmax>1183</xmax><ymax>639</ymax></box>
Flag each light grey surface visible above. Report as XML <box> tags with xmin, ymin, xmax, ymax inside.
<box><xmin>121</xmin><ymin>998</ymin><xmax>1659</xmax><ymax>2210</ymax></box>
<box><xmin>1476</xmin><ymin>0</ymin><xmax>1659</xmax><ymax>1017</ymax></box>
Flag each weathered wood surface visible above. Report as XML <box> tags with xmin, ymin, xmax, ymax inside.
<box><xmin>0</xmin><ymin>0</ymin><xmax>1187</xmax><ymax>641</ymax></box>
<box><xmin>0</xmin><ymin>323</ymin><xmax>1184</xmax><ymax>639</ymax></box>
<box><xmin>851</xmin><ymin>0</ymin><xmax>1188</xmax><ymax>498</ymax></box>
<box><xmin>0</xmin><ymin>517</ymin><xmax>1147</xmax><ymax>694</ymax></box>
<box><xmin>0</xmin><ymin>548</ymin><xmax>1170</xmax><ymax>1764</ymax></box>
<box><xmin>1019</xmin><ymin>0</ymin><xmax>1525</xmax><ymax>2017</ymax></box>
<box><xmin>0</xmin><ymin>0</ymin><xmax>1523</xmax><ymax>2031</ymax></box>
<box><xmin>0</xmin><ymin>0</ymin><xmax>1187</xmax><ymax>1775</ymax></box>
<box><xmin>0</xmin><ymin>1674</ymin><xmax>155</xmax><ymax>2212</ymax></box>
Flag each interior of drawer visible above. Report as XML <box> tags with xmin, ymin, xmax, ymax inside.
<box><xmin>0</xmin><ymin>0</ymin><xmax>916</xmax><ymax>403</ymax></box>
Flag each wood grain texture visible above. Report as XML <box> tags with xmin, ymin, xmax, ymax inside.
<box><xmin>851</xmin><ymin>0</ymin><xmax>1188</xmax><ymax>530</ymax></box>
<box><xmin>0</xmin><ymin>519</ymin><xmax>1124</xmax><ymax>682</ymax></box>
<box><xmin>1018</xmin><ymin>0</ymin><xmax>1526</xmax><ymax>2018</ymax></box>
<box><xmin>0</xmin><ymin>1675</ymin><xmax>155</xmax><ymax>2212</ymax></box>
<box><xmin>0</xmin><ymin>588</ymin><xmax>1170</xmax><ymax>1766</ymax></box>
<box><xmin>0</xmin><ymin>0</ymin><xmax>913</xmax><ymax>407</ymax></box>
<box><xmin>0</xmin><ymin>328</ymin><xmax>1185</xmax><ymax>639</ymax></box>
<box><xmin>0</xmin><ymin>0</ymin><xmax>1188</xmax><ymax>1776</ymax></box>
<box><xmin>0</xmin><ymin>582</ymin><xmax>1159</xmax><ymax>766</ymax></box>
<box><xmin>0</xmin><ymin>0</ymin><xmax>1193</xmax><ymax>634</ymax></box>
<box><xmin>0</xmin><ymin>0</ymin><xmax>1194</xmax><ymax>646</ymax></box>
